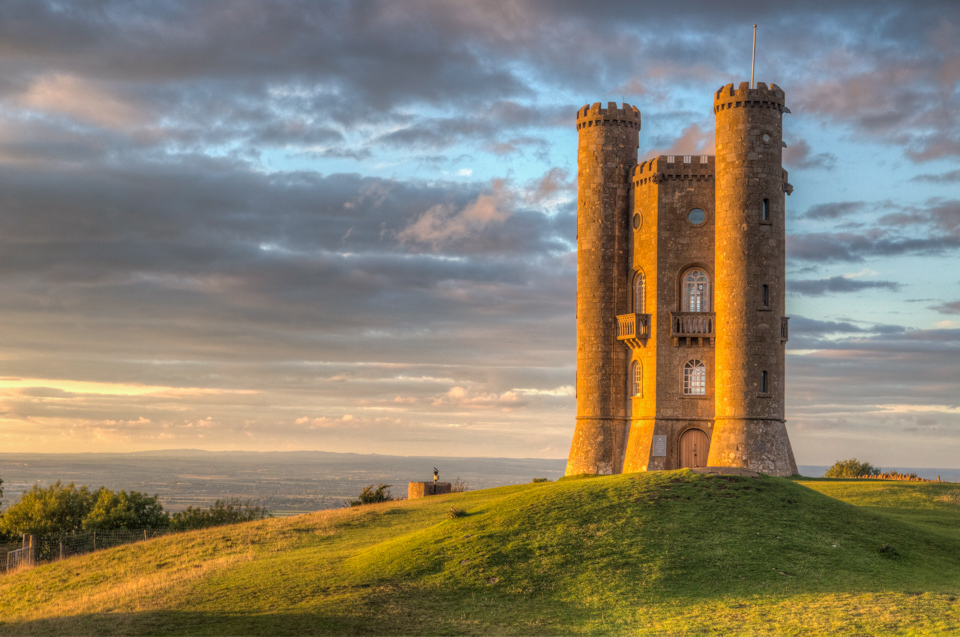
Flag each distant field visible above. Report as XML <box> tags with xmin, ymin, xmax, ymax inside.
<box><xmin>2</xmin><ymin>471</ymin><xmax>959</xmax><ymax>635</ymax></box>
<box><xmin>0</xmin><ymin>450</ymin><xmax>567</xmax><ymax>514</ymax></box>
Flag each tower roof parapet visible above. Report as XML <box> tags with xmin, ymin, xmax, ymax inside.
<box><xmin>713</xmin><ymin>82</ymin><xmax>786</xmax><ymax>113</ymax></box>
<box><xmin>576</xmin><ymin>102</ymin><xmax>641</xmax><ymax>130</ymax></box>
<box><xmin>633</xmin><ymin>155</ymin><xmax>714</xmax><ymax>186</ymax></box>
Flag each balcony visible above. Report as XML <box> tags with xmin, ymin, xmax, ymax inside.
<box><xmin>781</xmin><ymin>316</ymin><xmax>789</xmax><ymax>343</ymax></box>
<box><xmin>671</xmin><ymin>312</ymin><xmax>715</xmax><ymax>347</ymax></box>
<box><xmin>616</xmin><ymin>313</ymin><xmax>651</xmax><ymax>349</ymax></box>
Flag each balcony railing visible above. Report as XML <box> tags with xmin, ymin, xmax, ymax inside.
<box><xmin>616</xmin><ymin>313</ymin><xmax>651</xmax><ymax>349</ymax></box>
<box><xmin>671</xmin><ymin>312</ymin><xmax>715</xmax><ymax>346</ymax></box>
<box><xmin>781</xmin><ymin>316</ymin><xmax>790</xmax><ymax>343</ymax></box>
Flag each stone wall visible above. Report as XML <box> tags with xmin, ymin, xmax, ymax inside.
<box><xmin>708</xmin><ymin>82</ymin><xmax>797</xmax><ymax>476</ymax></box>
<box><xmin>623</xmin><ymin>155</ymin><xmax>716</xmax><ymax>472</ymax></box>
<box><xmin>408</xmin><ymin>482</ymin><xmax>452</xmax><ymax>500</ymax></box>
<box><xmin>565</xmin><ymin>103</ymin><xmax>640</xmax><ymax>476</ymax></box>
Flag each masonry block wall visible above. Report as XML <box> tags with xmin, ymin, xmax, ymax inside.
<box><xmin>566</xmin><ymin>83</ymin><xmax>797</xmax><ymax>478</ymax></box>
<box><xmin>708</xmin><ymin>82</ymin><xmax>797</xmax><ymax>475</ymax></box>
<box><xmin>565</xmin><ymin>103</ymin><xmax>640</xmax><ymax>476</ymax></box>
<box><xmin>622</xmin><ymin>156</ymin><xmax>717</xmax><ymax>472</ymax></box>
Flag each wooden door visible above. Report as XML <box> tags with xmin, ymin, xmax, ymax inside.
<box><xmin>679</xmin><ymin>429</ymin><xmax>709</xmax><ymax>469</ymax></box>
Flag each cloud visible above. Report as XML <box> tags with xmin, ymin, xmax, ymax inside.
<box><xmin>523</xmin><ymin>167</ymin><xmax>574</xmax><ymax>206</ymax></box>
<box><xmin>790</xmin><ymin>276</ymin><xmax>901</xmax><ymax>296</ymax></box>
<box><xmin>911</xmin><ymin>169</ymin><xmax>960</xmax><ymax>184</ymax></box>
<box><xmin>16</xmin><ymin>74</ymin><xmax>143</xmax><ymax>129</ymax></box>
<box><xmin>652</xmin><ymin>122</ymin><xmax>715</xmax><ymax>157</ymax></box>
<box><xmin>397</xmin><ymin>181</ymin><xmax>513</xmax><ymax>249</ymax></box>
<box><xmin>802</xmin><ymin>201</ymin><xmax>866</xmax><ymax>221</ymax></box>
<box><xmin>430</xmin><ymin>386</ymin><xmax>526</xmax><ymax>410</ymax></box>
<box><xmin>931</xmin><ymin>300</ymin><xmax>960</xmax><ymax>315</ymax></box>
<box><xmin>783</xmin><ymin>139</ymin><xmax>837</xmax><ymax>170</ymax></box>
<box><xmin>788</xmin><ymin>199</ymin><xmax>960</xmax><ymax>261</ymax></box>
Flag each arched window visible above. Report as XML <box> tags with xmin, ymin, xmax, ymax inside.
<box><xmin>762</xmin><ymin>198</ymin><xmax>770</xmax><ymax>222</ymax></box>
<box><xmin>762</xmin><ymin>284</ymin><xmax>770</xmax><ymax>307</ymax></box>
<box><xmin>683</xmin><ymin>360</ymin><xmax>706</xmax><ymax>395</ymax></box>
<box><xmin>635</xmin><ymin>273</ymin><xmax>646</xmax><ymax>313</ymax></box>
<box><xmin>682</xmin><ymin>270</ymin><xmax>710</xmax><ymax>312</ymax></box>
<box><xmin>761</xmin><ymin>370</ymin><xmax>769</xmax><ymax>394</ymax></box>
<box><xmin>632</xmin><ymin>361</ymin><xmax>642</xmax><ymax>397</ymax></box>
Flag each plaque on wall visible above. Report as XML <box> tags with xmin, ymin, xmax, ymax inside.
<box><xmin>652</xmin><ymin>435</ymin><xmax>667</xmax><ymax>457</ymax></box>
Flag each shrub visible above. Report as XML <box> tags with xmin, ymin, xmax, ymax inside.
<box><xmin>170</xmin><ymin>498</ymin><xmax>270</xmax><ymax>531</ymax></box>
<box><xmin>349</xmin><ymin>484</ymin><xmax>393</xmax><ymax>507</ymax></box>
<box><xmin>532</xmin><ymin>478</ymin><xmax>550</xmax><ymax>483</ymax></box>
<box><xmin>0</xmin><ymin>481</ymin><xmax>96</xmax><ymax>536</ymax></box>
<box><xmin>0</xmin><ymin>483</ymin><xmax>174</xmax><ymax>537</ymax></box>
<box><xmin>824</xmin><ymin>459</ymin><xmax>882</xmax><ymax>478</ymax></box>
<box><xmin>447</xmin><ymin>507</ymin><xmax>467</xmax><ymax>519</ymax></box>
<box><xmin>451</xmin><ymin>477</ymin><xmax>469</xmax><ymax>493</ymax></box>
<box><xmin>83</xmin><ymin>489</ymin><xmax>169</xmax><ymax>530</ymax></box>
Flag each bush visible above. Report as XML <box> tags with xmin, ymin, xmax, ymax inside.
<box><xmin>824</xmin><ymin>459</ymin><xmax>882</xmax><ymax>478</ymax></box>
<box><xmin>532</xmin><ymin>478</ymin><xmax>550</xmax><ymax>483</ymax></box>
<box><xmin>451</xmin><ymin>477</ymin><xmax>469</xmax><ymax>493</ymax></box>
<box><xmin>170</xmin><ymin>498</ymin><xmax>270</xmax><ymax>531</ymax></box>
<box><xmin>84</xmin><ymin>489</ymin><xmax>169</xmax><ymax>530</ymax></box>
<box><xmin>0</xmin><ymin>481</ymin><xmax>96</xmax><ymax>536</ymax></box>
<box><xmin>0</xmin><ymin>482</ymin><xmax>172</xmax><ymax>536</ymax></box>
<box><xmin>349</xmin><ymin>484</ymin><xmax>393</xmax><ymax>507</ymax></box>
<box><xmin>447</xmin><ymin>507</ymin><xmax>467</xmax><ymax>519</ymax></box>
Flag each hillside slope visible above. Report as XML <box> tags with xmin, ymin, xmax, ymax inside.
<box><xmin>2</xmin><ymin>471</ymin><xmax>960</xmax><ymax>636</ymax></box>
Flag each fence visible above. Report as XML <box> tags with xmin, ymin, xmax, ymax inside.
<box><xmin>1</xmin><ymin>528</ymin><xmax>175</xmax><ymax>575</ymax></box>
<box><xmin>4</xmin><ymin>544</ymin><xmax>31</xmax><ymax>572</ymax></box>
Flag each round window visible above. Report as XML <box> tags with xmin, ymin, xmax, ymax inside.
<box><xmin>633</xmin><ymin>213</ymin><xmax>642</xmax><ymax>230</ymax></box>
<box><xmin>762</xmin><ymin>133</ymin><xmax>771</xmax><ymax>143</ymax></box>
<box><xmin>688</xmin><ymin>208</ymin><xmax>706</xmax><ymax>225</ymax></box>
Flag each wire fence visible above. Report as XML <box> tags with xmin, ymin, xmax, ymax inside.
<box><xmin>1</xmin><ymin>528</ymin><xmax>176</xmax><ymax>575</ymax></box>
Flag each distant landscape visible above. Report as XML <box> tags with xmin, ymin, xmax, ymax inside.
<box><xmin>2</xmin><ymin>451</ymin><xmax>957</xmax><ymax>517</ymax></box>
<box><xmin>0</xmin><ymin>451</ymin><xmax>568</xmax><ymax>516</ymax></box>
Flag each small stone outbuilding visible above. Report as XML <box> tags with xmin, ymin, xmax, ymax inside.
<box><xmin>408</xmin><ymin>481</ymin><xmax>452</xmax><ymax>500</ymax></box>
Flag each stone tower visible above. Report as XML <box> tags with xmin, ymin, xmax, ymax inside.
<box><xmin>708</xmin><ymin>82</ymin><xmax>797</xmax><ymax>475</ymax></box>
<box><xmin>565</xmin><ymin>102</ymin><xmax>640</xmax><ymax>475</ymax></box>
<box><xmin>565</xmin><ymin>83</ymin><xmax>797</xmax><ymax>478</ymax></box>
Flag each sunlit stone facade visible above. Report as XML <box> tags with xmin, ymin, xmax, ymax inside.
<box><xmin>567</xmin><ymin>82</ymin><xmax>798</xmax><ymax>477</ymax></box>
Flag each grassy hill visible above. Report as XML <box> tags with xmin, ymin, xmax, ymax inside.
<box><xmin>2</xmin><ymin>470</ymin><xmax>960</xmax><ymax>635</ymax></box>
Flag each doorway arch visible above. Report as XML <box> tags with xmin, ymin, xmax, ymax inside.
<box><xmin>679</xmin><ymin>429</ymin><xmax>709</xmax><ymax>469</ymax></box>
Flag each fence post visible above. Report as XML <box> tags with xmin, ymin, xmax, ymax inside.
<box><xmin>144</xmin><ymin>529</ymin><xmax>148</xmax><ymax>541</ymax></box>
<box><xmin>60</xmin><ymin>541</ymin><xmax>64</xmax><ymax>561</ymax></box>
<box><xmin>93</xmin><ymin>530</ymin><xmax>97</xmax><ymax>551</ymax></box>
<box><xmin>27</xmin><ymin>535</ymin><xmax>36</xmax><ymax>565</ymax></box>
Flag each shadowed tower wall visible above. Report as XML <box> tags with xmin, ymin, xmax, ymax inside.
<box><xmin>708</xmin><ymin>82</ymin><xmax>797</xmax><ymax>476</ymax></box>
<box><xmin>566</xmin><ymin>102</ymin><xmax>640</xmax><ymax>476</ymax></box>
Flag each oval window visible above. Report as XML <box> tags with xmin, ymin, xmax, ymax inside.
<box><xmin>633</xmin><ymin>213</ymin><xmax>642</xmax><ymax>230</ymax></box>
<box><xmin>688</xmin><ymin>208</ymin><xmax>706</xmax><ymax>225</ymax></box>
<box><xmin>762</xmin><ymin>133</ymin><xmax>771</xmax><ymax>143</ymax></box>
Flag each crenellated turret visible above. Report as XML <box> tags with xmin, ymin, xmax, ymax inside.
<box><xmin>566</xmin><ymin>102</ymin><xmax>640</xmax><ymax>476</ymax></box>
<box><xmin>707</xmin><ymin>81</ymin><xmax>797</xmax><ymax>476</ymax></box>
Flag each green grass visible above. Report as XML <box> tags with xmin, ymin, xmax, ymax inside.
<box><xmin>2</xmin><ymin>471</ymin><xmax>960</xmax><ymax>635</ymax></box>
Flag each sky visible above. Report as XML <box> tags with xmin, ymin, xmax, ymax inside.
<box><xmin>0</xmin><ymin>0</ymin><xmax>958</xmax><ymax>467</ymax></box>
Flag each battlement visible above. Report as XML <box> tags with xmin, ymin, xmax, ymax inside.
<box><xmin>713</xmin><ymin>82</ymin><xmax>786</xmax><ymax>113</ymax></box>
<box><xmin>576</xmin><ymin>102</ymin><xmax>641</xmax><ymax>130</ymax></box>
<box><xmin>632</xmin><ymin>155</ymin><xmax>715</xmax><ymax>187</ymax></box>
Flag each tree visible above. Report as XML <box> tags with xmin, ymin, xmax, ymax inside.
<box><xmin>0</xmin><ymin>475</ymin><xmax>10</xmax><ymax>542</ymax></box>
<box><xmin>824</xmin><ymin>458</ymin><xmax>882</xmax><ymax>478</ymax></box>
<box><xmin>0</xmin><ymin>481</ymin><xmax>96</xmax><ymax>536</ymax></box>
<box><xmin>349</xmin><ymin>484</ymin><xmax>393</xmax><ymax>506</ymax></box>
<box><xmin>83</xmin><ymin>489</ymin><xmax>169</xmax><ymax>530</ymax></box>
<box><xmin>169</xmin><ymin>498</ymin><xmax>270</xmax><ymax>531</ymax></box>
